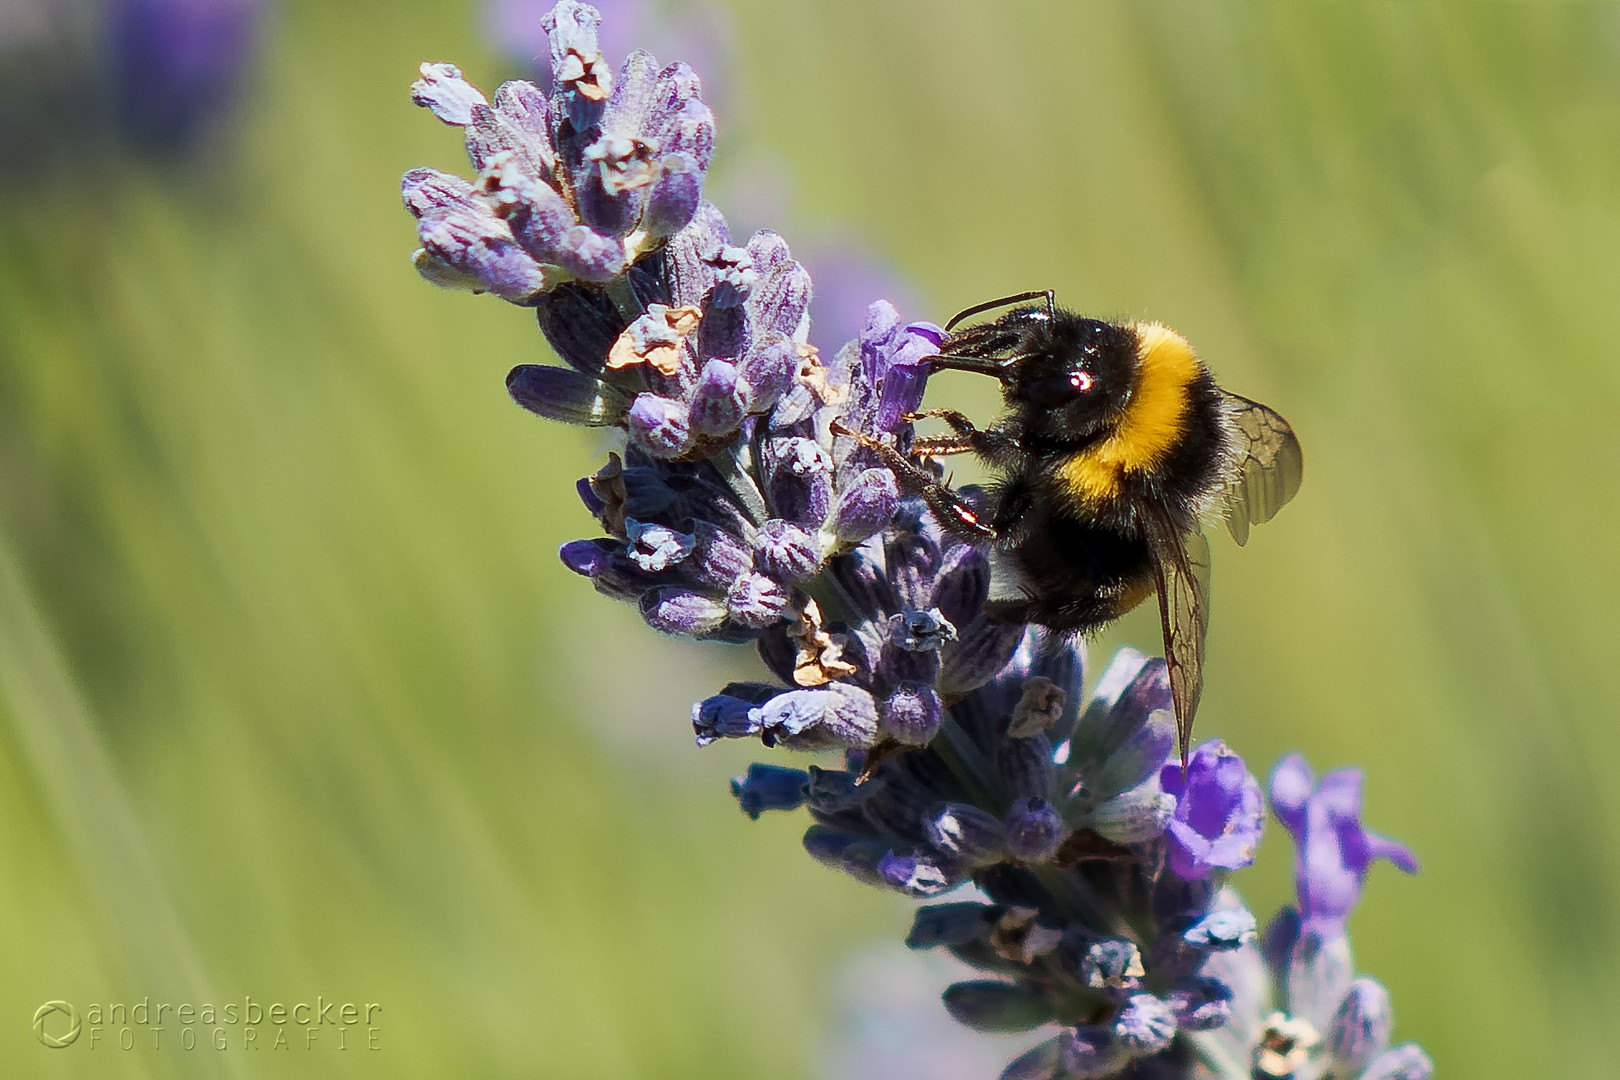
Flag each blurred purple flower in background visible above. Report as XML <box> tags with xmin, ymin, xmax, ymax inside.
<box><xmin>0</xmin><ymin>0</ymin><xmax>270</xmax><ymax>176</ymax></box>
<box><xmin>1269</xmin><ymin>754</ymin><xmax>1419</xmax><ymax>940</ymax></box>
<box><xmin>108</xmin><ymin>0</ymin><xmax>268</xmax><ymax>151</ymax></box>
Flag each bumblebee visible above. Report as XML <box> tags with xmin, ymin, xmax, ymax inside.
<box><xmin>842</xmin><ymin>290</ymin><xmax>1302</xmax><ymax>765</ymax></box>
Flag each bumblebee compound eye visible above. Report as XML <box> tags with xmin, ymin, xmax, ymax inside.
<box><xmin>1023</xmin><ymin>369</ymin><xmax>1094</xmax><ymax>408</ymax></box>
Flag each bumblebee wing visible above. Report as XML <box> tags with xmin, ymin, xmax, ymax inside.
<box><xmin>1146</xmin><ymin>512</ymin><xmax>1211</xmax><ymax>770</ymax></box>
<box><xmin>1221</xmin><ymin>392</ymin><xmax>1304</xmax><ymax>546</ymax></box>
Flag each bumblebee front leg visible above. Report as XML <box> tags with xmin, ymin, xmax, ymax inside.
<box><xmin>829</xmin><ymin>421</ymin><xmax>997</xmax><ymax>542</ymax></box>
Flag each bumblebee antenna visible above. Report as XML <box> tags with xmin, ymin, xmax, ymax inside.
<box><xmin>944</xmin><ymin>289</ymin><xmax>1056</xmax><ymax>332</ymax></box>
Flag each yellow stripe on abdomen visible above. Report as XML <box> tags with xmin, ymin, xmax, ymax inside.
<box><xmin>1056</xmin><ymin>322</ymin><xmax>1201</xmax><ymax>511</ymax></box>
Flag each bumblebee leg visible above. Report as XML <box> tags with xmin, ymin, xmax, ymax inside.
<box><xmin>911</xmin><ymin>434</ymin><xmax>977</xmax><ymax>458</ymax></box>
<box><xmin>906</xmin><ymin>409</ymin><xmax>1018</xmax><ymax>459</ymax></box>
<box><xmin>830</xmin><ymin>421</ymin><xmax>997</xmax><ymax>541</ymax></box>
<box><xmin>904</xmin><ymin>408</ymin><xmax>981</xmax><ymax>434</ymax></box>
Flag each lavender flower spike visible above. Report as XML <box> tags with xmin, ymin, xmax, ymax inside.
<box><xmin>402</xmin><ymin>2</ymin><xmax>715</xmax><ymax>299</ymax></box>
<box><xmin>1268</xmin><ymin>753</ymin><xmax>1419</xmax><ymax>939</ymax></box>
<box><xmin>398</xmin><ymin>6</ymin><xmax>1431</xmax><ymax>1077</ymax></box>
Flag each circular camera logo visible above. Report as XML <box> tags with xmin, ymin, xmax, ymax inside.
<box><xmin>34</xmin><ymin>1001</ymin><xmax>81</xmax><ymax>1048</ymax></box>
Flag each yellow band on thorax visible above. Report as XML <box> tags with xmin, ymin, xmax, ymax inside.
<box><xmin>1056</xmin><ymin>322</ymin><xmax>1199</xmax><ymax>508</ymax></box>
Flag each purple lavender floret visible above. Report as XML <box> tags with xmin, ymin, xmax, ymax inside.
<box><xmin>1160</xmin><ymin>741</ymin><xmax>1265</xmax><ymax>881</ymax></box>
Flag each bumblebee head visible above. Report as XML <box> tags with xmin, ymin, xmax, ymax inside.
<box><xmin>1003</xmin><ymin>315</ymin><xmax>1138</xmax><ymax>440</ymax></box>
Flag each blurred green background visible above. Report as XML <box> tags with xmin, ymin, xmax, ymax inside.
<box><xmin>3</xmin><ymin>0</ymin><xmax>1616</xmax><ymax>1076</ymax></box>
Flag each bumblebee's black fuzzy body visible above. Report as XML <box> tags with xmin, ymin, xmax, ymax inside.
<box><xmin>929</xmin><ymin>306</ymin><xmax>1232</xmax><ymax>633</ymax></box>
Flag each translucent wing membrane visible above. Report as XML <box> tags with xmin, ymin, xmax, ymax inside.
<box><xmin>1222</xmin><ymin>392</ymin><xmax>1304</xmax><ymax>546</ymax></box>
<box><xmin>1146</xmin><ymin>514</ymin><xmax>1212</xmax><ymax>769</ymax></box>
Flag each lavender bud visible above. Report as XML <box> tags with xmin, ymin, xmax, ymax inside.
<box><xmin>1004</xmin><ymin>797</ymin><xmax>1066</xmax><ymax>863</ymax></box>
<box><xmin>1085</xmin><ymin>782</ymin><xmax>1175</xmax><ymax>845</ymax></box>
<box><xmin>937</xmin><ymin>619</ymin><xmax>1025</xmax><ymax>699</ymax></box>
<box><xmin>401</xmin><ymin>167</ymin><xmax>474</xmax><ymax>218</ymax></box>
<box><xmin>905</xmin><ymin>902</ymin><xmax>997</xmax><ymax>949</ymax></box>
<box><xmin>880</xmin><ymin>684</ymin><xmax>943</xmax><ymax>746</ymax></box>
<box><xmin>640</xmin><ymin>587</ymin><xmax>728</xmax><ymax>636</ymax></box>
<box><xmin>705</xmin><ymin>244</ymin><xmax>757</xmax><ymax>308</ymax></box>
<box><xmin>730</xmin><ymin>764</ymin><xmax>809</xmax><ymax>820</ymax></box>
<box><xmin>558</xmin><ymin>538</ymin><xmax>616</xmax><ymax>577</ymax></box>
<box><xmin>802</xmin><ymin>826</ymin><xmax>882</xmax><ymax>874</ymax></box>
<box><xmin>466</xmin><ymin>104</ymin><xmax>548</xmax><ymax>178</ymax></box>
<box><xmin>739</xmin><ymin>337</ymin><xmax>797</xmax><ymax>411</ymax></box>
<box><xmin>643</xmin><ymin>153</ymin><xmax>703</xmax><ymax>240</ymax></box>
<box><xmin>744</xmin><ymin>232</ymin><xmax>812</xmax><ymax>338</ymax></box>
<box><xmin>829</xmin><ymin>468</ymin><xmax>899</xmax><ymax>544</ymax></box>
<box><xmin>627</xmin><ymin>394</ymin><xmax>692</xmax><ymax>458</ymax></box>
<box><xmin>692</xmin><ymin>694</ymin><xmax>763</xmax><ymax>746</ymax></box>
<box><xmin>1262</xmin><ymin>906</ymin><xmax>1303</xmax><ymax>975</ymax></box>
<box><xmin>1069</xmin><ymin>651</ymin><xmax>1163</xmax><ymax>770</ymax></box>
<box><xmin>941</xmin><ymin>982</ymin><xmax>1056</xmax><ymax>1034</ymax></box>
<box><xmin>998</xmin><ymin>735</ymin><xmax>1056</xmax><ymax>801</ymax></box>
<box><xmin>1328</xmin><ymin>978</ymin><xmax>1394</xmax><ymax>1073</ymax></box>
<box><xmin>726</xmin><ymin>573</ymin><xmax>789</xmax><ymax>629</ymax></box>
<box><xmin>1361</xmin><ymin>1045</ymin><xmax>1435</xmax><ymax>1080</ymax></box>
<box><xmin>766</xmin><ymin>436</ymin><xmax>833</xmax><ymax>525</ymax></box>
<box><xmin>1082</xmin><ymin>708</ymin><xmax>1175</xmax><ymax>804</ymax></box>
<box><xmin>685</xmin><ymin>522</ymin><xmax>754</xmax><ymax>588</ymax></box>
<box><xmin>660</xmin><ymin>97</ymin><xmax>715</xmax><ymax>171</ymax></box>
<box><xmin>1114</xmin><ymin>994</ymin><xmax>1176</xmax><ymax>1055</ymax></box>
<box><xmin>930</xmin><ymin>542</ymin><xmax>991</xmax><ymax>630</ymax></box>
<box><xmin>875</xmin><ymin>851</ymin><xmax>957</xmax><ymax>897</ymax></box>
<box><xmin>752</xmin><ymin>519</ymin><xmax>821</xmax><ymax>582</ymax></box>
<box><xmin>557</xmin><ymin>224</ymin><xmax>629</xmax><ymax>281</ymax></box>
<box><xmin>506</xmin><ymin>365</ymin><xmax>632</xmax><ymax>426</ymax></box>
<box><xmin>411</xmin><ymin>62</ymin><xmax>487</xmax><ymax>125</ymax></box>
<box><xmin>623</xmin><ymin>519</ymin><xmax>695</xmax><ymax>572</ymax></box>
<box><xmin>924</xmin><ymin>803</ymin><xmax>1006</xmax><ymax>867</ymax></box>
<box><xmin>542</xmin><ymin>0</ymin><xmax>613</xmax><ymax>126</ymax></box>
<box><xmin>805</xmin><ymin>766</ymin><xmax>869</xmax><ymax>814</ymax></box>
<box><xmin>418</xmin><ymin>206</ymin><xmax>550</xmax><ymax>301</ymax></box>
<box><xmin>874</xmin><ymin>357</ymin><xmax>931</xmax><ymax>433</ymax></box>
<box><xmin>755</xmin><ymin>683</ymin><xmax>879</xmax><ymax>749</ymax></box>
<box><xmin>491</xmin><ymin>80</ymin><xmax>555</xmax><ymax>175</ymax></box>
<box><xmin>689</xmin><ymin>358</ymin><xmax>749</xmax><ymax>437</ymax></box>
